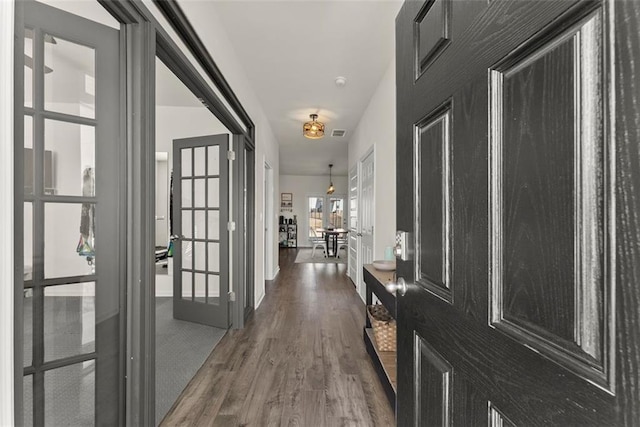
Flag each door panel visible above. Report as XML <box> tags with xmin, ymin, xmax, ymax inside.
<box><xmin>359</xmin><ymin>151</ymin><xmax>375</xmax><ymax>298</ymax></box>
<box><xmin>348</xmin><ymin>166</ymin><xmax>358</xmax><ymax>283</ymax></box>
<box><xmin>396</xmin><ymin>0</ymin><xmax>638</xmax><ymax>424</ymax></box>
<box><xmin>173</xmin><ymin>135</ymin><xmax>229</xmax><ymax>328</ymax></box>
<box><xmin>21</xmin><ymin>2</ymin><xmax>121</xmax><ymax>425</ymax></box>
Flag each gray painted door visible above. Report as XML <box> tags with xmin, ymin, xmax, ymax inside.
<box><xmin>21</xmin><ymin>2</ymin><xmax>122</xmax><ymax>425</ymax></box>
<box><xmin>395</xmin><ymin>0</ymin><xmax>640</xmax><ymax>425</ymax></box>
<box><xmin>172</xmin><ymin>134</ymin><xmax>230</xmax><ymax>328</ymax></box>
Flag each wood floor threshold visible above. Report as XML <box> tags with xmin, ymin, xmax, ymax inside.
<box><xmin>161</xmin><ymin>249</ymin><xmax>395</xmax><ymax>426</ymax></box>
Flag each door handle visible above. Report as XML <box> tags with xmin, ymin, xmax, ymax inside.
<box><xmin>155</xmin><ymin>216</ymin><xmax>166</xmax><ymax>220</ymax></box>
<box><xmin>170</xmin><ymin>234</ymin><xmax>184</xmax><ymax>241</ymax></box>
<box><xmin>385</xmin><ymin>277</ymin><xmax>409</xmax><ymax>296</ymax></box>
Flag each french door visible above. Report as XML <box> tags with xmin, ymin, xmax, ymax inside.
<box><xmin>347</xmin><ymin>166</ymin><xmax>358</xmax><ymax>283</ymax></box>
<box><xmin>172</xmin><ymin>134</ymin><xmax>230</xmax><ymax>328</ymax></box>
<box><xmin>20</xmin><ymin>2</ymin><xmax>122</xmax><ymax>425</ymax></box>
<box><xmin>395</xmin><ymin>0</ymin><xmax>640</xmax><ymax>424</ymax></box>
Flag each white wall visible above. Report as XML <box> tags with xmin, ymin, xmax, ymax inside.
<box><xmin>279</xmin><ymin>174</ymin><xmax>349</xmax><ymax>247</ymax></box>
<box><xmin>0</xmin><ymin>1</ymin><xmax>14</xmax><ymax>423</ymax></box>
<box><xmin>175</xmin><ymin>4</ymin><xmax>282</xmax><ymax>307</ymax></box>
<box><xmin>348</xmin><ymin>59</ymin><xmax>397</xmax><ymax>260</ymax></box>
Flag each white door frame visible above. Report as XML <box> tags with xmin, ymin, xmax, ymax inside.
<box><xmin>0</xmin><ymin>0</ymin><xmax>15</xmax><ymax>422</ymax></box>
<box><xmin>356</xmin><ymin>146</ymin><xmax>375</xmax><ymax>301</ymax></box>
<box><xmin>264</xmin><ymin>160</ymin><xmax>273</xmax><ymax>280</ymax></box>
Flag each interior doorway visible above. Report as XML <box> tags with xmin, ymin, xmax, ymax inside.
<box><xmin>153</xmin><ymin>57</ymin><xmax>229</xmax><ymax>424</ymax></box>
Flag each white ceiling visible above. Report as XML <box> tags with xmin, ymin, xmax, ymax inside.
<box><xmin>181</xmin><ymin>0</ymin><xmax>402</xmax><ymax>176</ymax></box>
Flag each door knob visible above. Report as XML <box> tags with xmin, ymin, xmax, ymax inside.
<box><xmin>169</xmin><ymin>234</ymin><xmax>184</xmax><ymax>241</ymax></box>
<box><xmin>385</xmin><ymin>277</ymin><xmax>409</xmax><ymax>296</ymax></box>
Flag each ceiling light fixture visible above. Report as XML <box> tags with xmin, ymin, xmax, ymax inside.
<box><xmin>327</xmin><ymin>164</ymin><xmax>335</xmax><ymax>195</ymax></box>
<box><xmin>303</xmin><ymin>113</ymin><xmax>325</xmax><ymax>139</ymax></box>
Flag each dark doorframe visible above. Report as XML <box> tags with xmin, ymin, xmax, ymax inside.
<box><xmin>10</xmin><ymin>0</ymin><xmax>257</xmax><ymax>425</ymax></box>
<box><xmin>100</xmin><ymin>0</ymin><xmax>256</xmax><ymax>424</ymax></box>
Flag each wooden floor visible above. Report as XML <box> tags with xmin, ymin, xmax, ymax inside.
<box><xmin>161</xmin><ymin>249</ymin><xmax>395</xmax><ymax>426</ymax></box>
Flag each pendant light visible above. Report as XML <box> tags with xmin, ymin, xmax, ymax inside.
<box><xmin>327</xmin><ymin>164</ymin><xmax>335</xmax><ymax>195</ymax></box>
<box><xmin>303</xmin><ymin>113</ymin><xmax>325</xmax><ymax>139</ymax></box>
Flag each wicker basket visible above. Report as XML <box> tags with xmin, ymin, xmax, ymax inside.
<box><xmin>367</xmin><ymin>304</ymin><xmax>397</xmax><ymax>352</ymax></box>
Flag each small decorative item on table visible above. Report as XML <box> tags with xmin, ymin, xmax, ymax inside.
<box><xmin>372</xmin><ymin>260</ymin><xmax>396</xmax><ymax>271</ymax></box>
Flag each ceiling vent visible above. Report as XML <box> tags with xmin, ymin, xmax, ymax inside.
<box><xmin>331</xmin><ymin>129</ymin><xmax>347</xmax><ymax>137</ymax></box>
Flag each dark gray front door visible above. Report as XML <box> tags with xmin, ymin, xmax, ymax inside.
<box><xmin>20</xmin><ymin>1</ymin><xmax>122</xmax><ymax>425</ymax></box>
<box><xmin>395</xmin><ymin>0</ymin><xmax>640</xmax><ymax>425</ymax></box>
<box><xmin>172</xmin><ymin>134</ymin><xmax>230</xmax><ymax>328</ymax></box>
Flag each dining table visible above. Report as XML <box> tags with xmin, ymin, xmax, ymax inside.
<box><xmin>316</xmin><ymin>228</ymin><xmax>348</xmax><ymax>258</ymax></box>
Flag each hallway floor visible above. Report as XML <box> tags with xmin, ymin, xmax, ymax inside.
<box><xmin>161</xmin><ymin>249</ymin><xmax>395</xmax><ymax>426</ymax></box>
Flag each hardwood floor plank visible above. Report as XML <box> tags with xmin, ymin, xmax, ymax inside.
<box><xmin>161</xmin><ymin>249</ymin><xmax>395</xmax><ymax>426</ymax></box>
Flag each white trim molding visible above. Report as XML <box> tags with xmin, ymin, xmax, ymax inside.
<box><xmin>0</xmin><ymin>0</ymin><xmax>15</xmax><ymax>423</ymax></box>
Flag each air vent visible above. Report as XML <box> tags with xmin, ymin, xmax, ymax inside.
<box><xmin>331</xmin><ymin>129</ymin><xmax>347</xmax><ymax>137</ymax></box>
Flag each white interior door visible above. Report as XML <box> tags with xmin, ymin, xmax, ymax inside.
<box><xmin>348</xmin><ymin>166</ymin><xmax>358</xmax><ymax>284</ymax></box>
<box><xmin>358</xmin><ymin>150</ymin><xmax>375</xmax><ymax>300</ymax></box>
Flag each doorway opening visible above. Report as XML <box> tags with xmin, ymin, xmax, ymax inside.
<box><xmin>153</xmin><ymin>57</ymin><xmax>230</xmax><ymax>424</ymax></box>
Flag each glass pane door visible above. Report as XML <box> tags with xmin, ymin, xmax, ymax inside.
<box><xmin>21</xmin><ymin>2</ymin><xmax>122</xmax><ymax>426</ymax></box>
<box><xmin>173</xmin><ymin>134</ymin><xmax>229</xmax><ymax>328</ymax></box>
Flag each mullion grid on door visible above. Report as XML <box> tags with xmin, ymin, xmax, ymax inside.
<box><xmin>27</xmin><ymin>25</ymin><xmax>99</xmax><ymax>426</ymax></box>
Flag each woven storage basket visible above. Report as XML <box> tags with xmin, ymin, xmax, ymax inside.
<box><xmin>367</xmin><ymin>304</ymin><xmax>397</xmax><ymax>352</ymax></box>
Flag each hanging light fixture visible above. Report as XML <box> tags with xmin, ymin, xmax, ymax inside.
<box><xmin>303</xmin><ymin>113</ymin><xmax>325</xmax><ymax>139</ymax></box>
<box><xmin>327</xmin><ymin>164</ymin><xmax>335</xmax><ymax>194</ymax></box>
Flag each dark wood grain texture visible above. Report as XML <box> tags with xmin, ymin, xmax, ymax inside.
<box><xmin>614</xmin><ymin>1</ymin><xmax>640</xmax><ymax>424</ymax></box>
<box><xmin>396</xmin><ymin>0</ymin><xmax>639</xmax><ymax>425</ymax></box>
<box><xmin>160</xmin><ymin>249</ymin><xmax>395</xmax><ymax>426</ymax></box>
<box><xmin>418</xmin><ymin>117</ymin><xmax>445</xmax><ymax>287</ymax></box>
<box><xmin>502</xmin><ymin>37</ymin><xmax>577</xmax><ymax>342</ymax></box>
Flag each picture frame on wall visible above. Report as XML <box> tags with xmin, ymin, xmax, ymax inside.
<box><xmin>281</xmin><ymin>193</ymin><xmax>293</xmax><ymax>211</ymax></box>
<box><xmin>281</xmin><ymin>193</ymin><xmax>292</xmax><ymax>202</ymax></box>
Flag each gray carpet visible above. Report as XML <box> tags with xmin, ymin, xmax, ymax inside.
<box><xmin>294</xmin><ymin>248</ymin><xmax>347</xmax><ymax>264</ymax></box>
<box><xmin>155</xmin><ymin>297</ymin><xmax>227</xmax><ymax>425</ymax></box>
<box><xmin>21</xmin><ymin>294</ymin><xmax>226</xmax><ymax>426</ymax></box>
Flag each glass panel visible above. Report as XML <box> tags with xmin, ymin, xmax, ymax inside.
<box><xmin>181</xmin><ymin>240</ymin><xmax>192</xmax><ymax>270</ymax></box>
<box><xmin>194</xmin><ymin>273</ymin><xmax>205</xmax><ymax>303</ymax></box>
<box><xmin>23</xmin><ymin>375</ymin><xmax>33</xmax><ymax>427</ymax></box>
<box><xmin>308</xmin><ymin>197</ymin><xmax>323</xmax><ymax>237</ymax></box>
<box><xmin>45</xmin><ymin>203</ymin><xmax>95</xmax><ymax>278</ymax></box>
<box><xmin>24</xmin><ymin>202</ymin><xmax>33</xmax><ymax>281</ymax></box>
<box><xmin>328</xmin><ymin>198</ymin><xmax>344</xmax><ymax>229</ymax></box>
<box><xmin>207</xmin><ymin>178</ymin><xmax>219</xmax><ymax>208</ymax></box>
<box><xmin>194</xmin><ymin>179</ymin><xmax>205</xmax><ymax>208</ymax></box>
<box><xmin>208</xmin><ymin>242</ymin><xmax>220</xmax><ymax>272</ymax></box>
<box><xmin>194</xmin><ymin>147</ymin><xmax>205</xmax><ymax>176</ymax></box>
<box><xmin>194</xmin><ymin>241</ymin><xmax>205</xmax><ymax>271</ymax></box>
<box><xmin>44</xmin><ymin>282</ymin><xmax>95</xmax><ymax>362</ymax></box>
<box><xmin>207</xmin><ymin>145</ymin><xmax>219</xmax><ymax>176</ymax></box>
<box><xmin>181</xmin><ymin>179</ymin><xmax>192</xmax><ymax>208</ymax></box>
<box><xmin>194</xmin><ymin>210</ymin><xmax>205</xmax><ymax>240</ymax></box>
<box><xmin>45</xmin><ymin>361</ymin><xmax>95</xmax><ymax>426</ymax></box>
<box><xmin>24</xmin><ymin>116</ymin><xmax>33</xmax><ymax>195</ymax></box>
<box><xmin>44</xmin><ymin>36</ymin><xmax>95</xmax><ymax>119</ymax></box>
<box><xmin>23</xmin><ymin>290</ymin><xmax>32</xmax><ymax>367</ymax></box>
<box><xmin>181</xmin><ymin>270</ymin><xmax>192</xmax><ymax>299</ymax></box>
<box><xmin>207</xmin><ymin>210</ymin><xmax>220</xmax><ymax>240</ymax></box>
<box><xmin>207</xmin><ymin>274</ymin><xmax>220</xmax><ymax>305</ymax></box>
<box><xmin>24</xmin><ymin>28</ymin><xmax>33</xmax><ymax>108</ymax></box>
<box><xmin>181</xmin><ymin>210</ymin><xmax>192</xmax><ymax>239</ymax></box>
<box><xmin>181</xmin><ymin>148</ymin><xmax>192</xmax><ymax>177</ymax></box>
<box><xmin>44</xmin><ymin>119</ymin><xmax>95</xmax><ymax>197</ymax></box>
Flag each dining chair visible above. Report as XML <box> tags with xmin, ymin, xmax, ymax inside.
<box><xmin>310</xmin><ymin>227</ymin><xmax>327</xmax><ymax>258</ymax></box>
<box><xmin>336</xmin><ymin>233</ymin><xmax>349</xmax><ymax>258</ymax></box>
